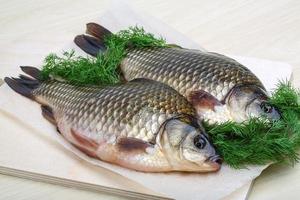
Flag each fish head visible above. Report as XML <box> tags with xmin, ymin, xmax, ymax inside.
<box><xmin>158</xmin><ymin>117</ymin><xmax>221</xmax><ymax>172</ymax></box>
<box><xmin>226</xmin><ymin>85</ymin><xmax>280</xmax><ymax>122</ymax></box>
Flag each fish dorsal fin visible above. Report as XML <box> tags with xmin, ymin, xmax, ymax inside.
<box><xmin>188</xmin><ymin>90</ymin><xmax>222</xmax><ymax>111</ymax></box>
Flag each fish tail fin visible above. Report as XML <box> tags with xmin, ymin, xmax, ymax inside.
<box><xmin>74</xmin><ymin>22</ymin><xmax>112</xmax><ymax>57</ymax></box>
<box><xmin>20</xmin><ymin>66</ymin><xmax>41</xmax><ymax>80</ymax></box>
<box><xmin>4</xmin><ymin>66</ymin><xmax>41</xmax><ymax>100</ymax></box>
<box><xmin>5</xmin><ymin>66</ymin><xmax>57</xmax><ymax>126</ymax></box>
<box><xmin>86</xmin><ymin>22</ymin><xmax>112</xmax><ymax>40</ymax></box>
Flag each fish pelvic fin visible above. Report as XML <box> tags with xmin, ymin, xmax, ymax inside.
<box><xmin>4</xmin><ymin>67</ymin><xmax>41</xmax><ymax>100</ymax></box>
<box><xmin>74</xmin><ymin>22</ymin><xmax>112</xmax><ymax>57</ymax></box>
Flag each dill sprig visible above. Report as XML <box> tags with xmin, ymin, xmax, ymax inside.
<box><xmin>41</xmin><ymin>51</ymin><xmax>120</xmax><ymax>85</ymax></box>
<box><xmin>205</xmin><ymin>82</ymin><xmax>300</xmax><ymax>168</ymax></box>
<box><xmin>40</xmin><ymin>26</ymin><xmax>166</xmax><ymax>85</ymax></box>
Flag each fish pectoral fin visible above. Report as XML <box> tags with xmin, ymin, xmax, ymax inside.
<box><xmin>188</xmin><ymin>90</ymin><xmax>222</xmax><ymax>111</ymax></box>
<box><xmin>41</xmin><ymin>105</ymin><xmax>56</xmax><ymax>125</ymax></box>
<box><xmin>116</xmin><ymin>137</ymin><xmax>152</xmax><ymax>153</ymax></box>
<box><xmin>112</xmin><ymin>138</ymin><xmax>171</xmax><ymax>172</ymax></box>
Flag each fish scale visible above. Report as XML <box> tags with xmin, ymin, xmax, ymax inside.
<box><xmin>32</xmin><ymin>79</ymin><xmax>196</xmax><ymax>142</ymax></box>
<box><xmin>121</xmin><ymin>47</ymin><xmax>264</xmax><ymax>101</ymax></box>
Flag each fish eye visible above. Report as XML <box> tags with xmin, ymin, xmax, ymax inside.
<box><xmin>260</xmin><ymin>102</ymin><xmax>273</xmax><ymax>113</ymax></box>
<box><xmin>194</xmin><ymin>135</ymin><xmax>206</xmax><ymax>149</ymax></box>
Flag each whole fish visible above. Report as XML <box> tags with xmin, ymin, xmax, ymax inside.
<box><xmin>5</xmin><ymin>67</ymin><xmax>221</xmax><ymax>172</ymax></box>
<box><xmin>75</xmin><ymin>23</ymin><xmax>280</xmax><ymax>124</ymax></box>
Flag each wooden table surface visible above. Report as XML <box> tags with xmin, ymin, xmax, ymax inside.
<box><xmin>1</xmin><ymin>0</ymin><xmax>300</xmax><ymax>199</ymax></box>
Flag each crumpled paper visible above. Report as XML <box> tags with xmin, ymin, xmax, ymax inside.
<box><xmin>0</xmin><ymin>1</ymin><xmax>293</xmax><ymax>200</ymax></box>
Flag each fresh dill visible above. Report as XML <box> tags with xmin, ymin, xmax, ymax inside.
<box><xmin>40</xmin><ymin>26</ymin><xmax>166</xmax><ymax>85</ymax></box>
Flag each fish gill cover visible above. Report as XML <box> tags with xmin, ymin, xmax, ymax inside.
<box><xmin>40</xmin><ymin>26</ymin><xmax>300</xmax><ymax>168</ymax></box>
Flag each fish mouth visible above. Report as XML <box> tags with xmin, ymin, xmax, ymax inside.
<box><xmin>206</xmin><ymin>155</ymin><xmax>222</xmax><ymax>171</ymax></box>
<box><xmin>206</xmin><ymin>161</ymin><xmax>221</xmax><ymax>171</ymax></box>
<box><xmin>209</xmin><ymin>155</ymin><xmax>223</xmax><ymax>164</ymax></box>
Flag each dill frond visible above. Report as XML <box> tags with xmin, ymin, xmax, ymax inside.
<box><xmin>40</xmin><ymin>26</ymin><xmax>166</xmax><ymax>85</ymax></box>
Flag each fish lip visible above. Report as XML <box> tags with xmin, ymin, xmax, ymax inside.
<box><xmin>208</xmin><ymin>155</ymin><xmax>223</xmax><ymax>164</ymax></box>
<box><xmin>205</xmin><ymin>155</ymin><xmax>222</xmax><ymax>171</ymax></box>
<box><xmin>207</xmin><ymin>161</ymin><xmax>221</xmax><ymax>171</ymax></box>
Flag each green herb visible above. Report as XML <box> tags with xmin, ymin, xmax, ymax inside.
<box><xmin>41</xmin><ymin>51</ymin><xmax>120</xmax><ymax>85</ymax></box>
<box><xmin>205</xmin><ymin>82</ymin><xmax>300</xmax><ymax>168</ymax></box>
<box><xmin>40</xmin><ymin>26</ymin><xmax>166</xmax><ymax>85</ymax></box>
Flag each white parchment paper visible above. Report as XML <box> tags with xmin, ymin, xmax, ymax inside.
<box><xmin>0</xmin><ymin>1</ymin><xmax>293</xmax><ymax>200</ymax></box>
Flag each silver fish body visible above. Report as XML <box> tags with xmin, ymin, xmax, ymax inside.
<box><xmin>121</xmin><ymin>47</ymin><xmax>262</xmax><ymax>101</ymax></box>
<box><xmin>5</xmin><ymin>67</ymin><xmax>221</xmax><ymax>172</ymax></box>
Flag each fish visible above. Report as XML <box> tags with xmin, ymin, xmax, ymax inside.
<box><xmin>74</xmin><ymin>22</ymin><xmax>280</xmax><ymax>124</ymax></box>
<box><xmin>4</xmin><ymin>66</ymin><xmax>222</xmax><ymax>172</ymax></box>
